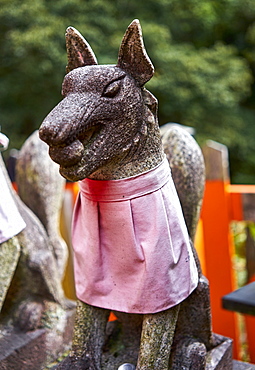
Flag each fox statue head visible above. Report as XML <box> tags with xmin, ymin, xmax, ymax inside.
<box><xmin>39</xmin><ymin>20</ymin><xmax>163</xmax><ymax>181</ymax></box>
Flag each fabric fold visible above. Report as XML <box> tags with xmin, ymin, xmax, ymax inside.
<box><xmin>0</xmin><ymin>169</ymin><xmax>26</xmax><ymax>244</ymax></box>
<box><xmin>72</xmin><ymin>158</ymin><xmax>198</xmax><ymax>314</ymax></box>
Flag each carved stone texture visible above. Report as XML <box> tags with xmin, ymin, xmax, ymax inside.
<box><xmin>0</xmin><ymin>304</ymin><xmax>75</xmax><ymax>370</ymax></box>
<box><xmin>0</xmin><ymin>146</ymin><xmax>68</xmax><ymax>325</ymax></box>
<box><xmin>233</xmin><ymin>360</ymin><xmax>255</xmax><ymax>369</ymax></box>
<box><xmin>161</xmin><ymin>124</ymin><xmax>205</xmax><ymax>242</ymax></box>
<box><xmin>39</xmin><ymin>20</ymin><xmax>164</xmax><ymax>182</ymax></box>
<box><xmin>0</xmin><ymin>144</ymin><xmax>74</xmax><ymax>369</ymax></box>
<box><xmin>39</xmin><ymin>19</ymin><xmax>232</xmax><ymax>370</ymax></box>
<box><xmin>16</xmin><ymin>130</ymin><xmax>68</xmax><ymax>281</ymax></box>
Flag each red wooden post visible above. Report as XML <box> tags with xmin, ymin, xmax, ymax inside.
<box><xmin>201</xmin><ymin>141</ymin><xmax>240</xmax><ymax>359</ymax></box>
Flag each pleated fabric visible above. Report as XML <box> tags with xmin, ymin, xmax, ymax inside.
<box><xmin>72</xmin><ymin>158</ymin><xmax>198</xmax><ymax>314</ymax></box>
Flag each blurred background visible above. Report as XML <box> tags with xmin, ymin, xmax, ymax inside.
<box><xmin>0</xmin><ymin>0</ymin><xmax>255</xmax><ymax>184</ymax></box>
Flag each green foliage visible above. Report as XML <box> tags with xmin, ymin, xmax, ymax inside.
<box><xmin>231</xmin><ymin>221</ymin><xmax>248</xmax><ymax>287</ymax></box>
<box><xmin>1</xmin><ymin>0</ymin><xmax>255</xmax><ymax>183</ymax></box>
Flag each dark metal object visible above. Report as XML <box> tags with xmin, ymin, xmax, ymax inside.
<box><xmin>222</xmin><ymin>282</ymin><xmax>255</xmax><ymax>316</ymax></box>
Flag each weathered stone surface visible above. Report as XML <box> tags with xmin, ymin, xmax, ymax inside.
<box><xmin>205</xmin><ymin>334</ymin><xmax>233</xmax><ymax>369</ymax></box>
<box><xmin>0</xmin><ymin>327</ymin><xmax>46</xmax><ymax>370</ymax></box>
<box><xmin>39</xmin><ymin>22</ymin><xmax>164</xmax><ymax>183</ymax></box>
<box><xmin>56</xmin><ymin>358</ymin><xmax>255</xmax><ymax>370</ymax></box>
<box><xmin>0</xmin><ymin>305</ymin><xmax>75</xmax><ymax>370</ymax></box>
<box><xmin>233</xmin><ymin>360</ymin><xmax>255</xmax><ymax>369</ymax></box>
<box><xmin>161</xmin><ymin>124</ymin><xmax>205</xmax><ymax>242</ymax></box>
<box><xmin>16</xmin><ymin>130</ymin><xmax>68</xmax><ymax>281</ymax></box>
<box><xmin>0</xmin><ymin>134</ymin><xmax>75</xmax><ymax>368</ymax></box>
<box><xmin>0</xmin><ymin>153</ymin><xmax>69</xmax><ymax>328</ymax></box>
<box><xmin>39</xmin><ymin>18</ymin><xmax>230</xmax><ymax>370</ymax></box>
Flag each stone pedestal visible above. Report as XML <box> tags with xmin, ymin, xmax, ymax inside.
<box><xmin>101</xmin><ymin>331</ymin><xmax>233</xmax><ymax>369</ymax></box>
<box><xmin>0</xmin><ymin>307</ymin><xmax>75</xmax><ymax>370</ymax></box>
<box><xmin>233</xmin><ymin>360</ymin><xmax>255</xmax><ymax>369</ymax></box>
<box><xmin>205</xmin><ymin>334</ymin><xmax>232</xmax><ymax>369</ymax></box>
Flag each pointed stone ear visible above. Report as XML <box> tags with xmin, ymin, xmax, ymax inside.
<box><xmin>117</xmin><ymin>19</ymin><xmax>154</xmax><ymax>86</ymax></box>
<box><xmin>65</xmin><ymin>27</ymin><xmax>98</xmax><ymax>73</ymax></box>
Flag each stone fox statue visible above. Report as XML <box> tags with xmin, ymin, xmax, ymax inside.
<box><xmin>39</xmin><ymin>20</ymin><xmax>214</xmax><ymax>370</ymax></box>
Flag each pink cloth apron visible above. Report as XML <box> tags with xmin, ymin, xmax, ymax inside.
<box><xmin>0</xmin><ymin>170</ymin><xmax>26</xmax><ymax>243</ymax></box>
<box><xmin>72</xmin><ymin>158</ymin><xmax>198</xmax><ymax>314</ymax></box>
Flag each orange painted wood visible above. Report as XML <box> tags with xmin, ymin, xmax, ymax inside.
<box><xmin>194</xmin><ymin>219</ymin><xmax>206</xmax><ymax>275</ymax></box>
<box><xmin>11</xmin><ymin>182</ymin><xmax>18</xmax><ymax>192</ymax></box>
<box><xmin>109</xmin><ymin>312</ymin><xmax>118</xmax><ymax>321</ymax></box>
<box><xmin>66</xmin><ymin>182</ymin><xmax>79</xmax><ymax>205</ymax></box>
<box><xmin>201</xmin><ymin>180</ymin><xmax>240</xmax><ymax>358</ymax></box>
<box><xmin>229</xmin><ymin>191</ymin><xmax>243</xmax><ymax>221</ymax></box>
<box><xmin>228</xmin><ymin>184</ymin><xmax>255</xmax><ymax>194</ymax></box>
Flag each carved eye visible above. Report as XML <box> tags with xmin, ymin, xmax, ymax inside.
<box><xmin>102</xmin><ymin>80</ymin><xmax>121</xmax><ymax>98</ymax></box>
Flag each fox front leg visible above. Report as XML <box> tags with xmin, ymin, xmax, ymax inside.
<box><xmin>137</xmin><ymin>304</ymin><xmax>180</xmax><ymax>370</ymax></box>
<box><xmin>58</xmin><ymin>300</ymin><xmax>110</xmax><ymax>370</ymax></box>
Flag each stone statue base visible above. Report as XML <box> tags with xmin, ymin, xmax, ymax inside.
<box><xmin>205</xmin><ymin>334</ymin><xmax>233</xmax><ymax>369</ymax></box>
<box><xmin>101</xmin><ymin>332</ymin><xmax>233</xmax><ymax>370</ymax></box>
<box><xmin>233</xmin><ymin>361</ymin><xmax>255</xmax><ymax>369</ymax></box>
<box><xmin>0</xmin><ymin>305</ymin><xmax>75</xmax><ymax>370</ymax></box>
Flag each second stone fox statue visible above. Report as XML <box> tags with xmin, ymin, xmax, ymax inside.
<box><xmin>39</xmin><ymin>19</ymin><xmax>214</xmax><ymax>370</ymax></box>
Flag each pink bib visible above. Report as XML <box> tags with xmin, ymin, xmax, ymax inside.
<box><xmin>0</xmin><ymin>170</ymin><xmax>26</xmax><ymax>243</ymax></box>
<box><xmin>72</xmin><ymin>158</ymin><xmax>198</xmax><ymax>314</ymax></box>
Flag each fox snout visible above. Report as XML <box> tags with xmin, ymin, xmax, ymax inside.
<box><xmin>39</xmin><ymin>96</ymin><xmax>82</xmax><ymax>147</ymax></box>
<box><xmin>39</xmin><ymin>97</ymin><xmax>85</xmax><ymax>168</ymax></box>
